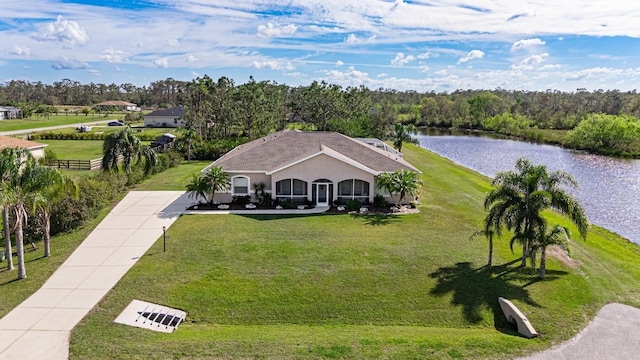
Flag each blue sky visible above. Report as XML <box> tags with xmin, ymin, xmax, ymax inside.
<box><xmin>2</xmin><ymin>0</ymin><xmax>640</xmax><ymax>92</ymax></box>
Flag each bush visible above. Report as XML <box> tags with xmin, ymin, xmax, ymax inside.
<box><xmin>345</xmin><ymin>199</ymin><xmax>362</xmax><ymax>211</ymax></box>
<box><xmin>231</xmin><ymin>195</ymin><xmax>251</xmax><ymax>206</ymax></box>
<box><xmin>373</xmin><ymin>194</ymin><xmax>388</xmax><ymax>208</ymax></box>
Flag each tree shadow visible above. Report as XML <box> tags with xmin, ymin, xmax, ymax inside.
<box><xmin>430</xmin><ymin>261</ymin><xmax>557</xmax><ymax>334</ymax></box>
<box><xmin>349</xmin><ymin>213</ymin><xmax>399</xmax><ymax>226</ymax></box>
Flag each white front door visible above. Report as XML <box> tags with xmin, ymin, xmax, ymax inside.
<box><xmin>316</xmin><ymin>184</ymin><xmax>329</xmax><ymax>206</ymax></box>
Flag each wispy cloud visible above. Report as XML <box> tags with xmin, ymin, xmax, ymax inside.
<box><xmin>257</xmin><ymin>23</ymin><xmax>297</xmax><ymax>37</ymax></box>
<box><xmin>458</xmin><ymin>50</ymin><xmax>484</xmax><ymax>63</ymax></box>
<box><xmin>511</xmin><ymin>38</ymin><xmax>546</xmax><ymax>51</ymax></box>
<box><xmin>391</xmin><ymin>53</ymin><xmax>414</xmax><ymax>66</ymax></box>
<box><xmin>51</xmin><ymin>57</ymin><xmax>89</xmax><ymax>70</ymax></box>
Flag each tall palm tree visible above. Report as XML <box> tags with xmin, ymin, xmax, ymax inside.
<box><xmin>181</xmin><ymin>127</ymin><xmax>197</xmax><ymax>163</ymax></box>
<box><xmin>392</xmin><ymin>123</ymin><xmax>418</xmax><ymax>153</ymax></box>
<box><xmin>471</xmin><ymin>227</ymin><xmax>496</xmax><ymax>267</ymax></box>
<box><xmin>0</xmin><ymin>156</ymin><xmax>40</xmax><ymax>279</ymax></box>
<box><xmin>102</xmin><ymin>126</ymin><xmax>157</xmax><ymax>174</ymax></box>
<box><xmin>186</xmin><ymin>166</ymin><xmax>229</xmax><ymax>205</ymax></box>
<box><xmin>529</xmin><ymin>224</ymin><xmax>571</xmax><ymax>279</ymax></box>
<box><xmin>30</xmin><ymin>166</ymin><xmax>78</xmax><ymax>257</ymax></box>
<box><xmin>0</xmin><ymin>148</ymin><xmax>29</xmax><ymax>271</ymax></box>
<box><xmin>484</xmin><ymin>158</ymin><xmax>588</xmax><ymax>268</ymax></box>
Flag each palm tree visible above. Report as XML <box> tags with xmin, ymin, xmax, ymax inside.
<box><xmin>472</xmin><ymin>227</ymin><xmax>497</xmax><ymax>267</ymax></box>
<box><xmin>30</xmin><ymin>166</ymin><xmax>78</xmax><ymax>257</ymax></box>
<box><xmin>376</xmin><ymin>170</ymin><xmax>422</xmax><ymax>206</ymax></box>
<box><xmin>392</xmin><ymin>123</ymin><xmax>418</xmax><ymax>153</ymax></box>
<box><xmin>0</xmin><ymin>156</ymin><xmax>40</xmax><ymax>279</ymax></box>
<box><xmin>0</xmin><ymin>148</ymin><xmax>29</xmax><ymax>271</ymax></box>
<box><xmin>484</xmin><ymin>158</ymin><xmax>588</xmax><ymax>268</ymax></box>
<box><xmin>102</xmin><ymin>126</ymin><xmax>157</xmax><ymax>174</ymax></box>
<box><xmin>529</xmin><ymin>224</ymin><xmax>571</xmax><ymax>279</ymax></box>
<box><xmin>186</xmin><ymin>166</ymin><xmax>229</xmax><ymax>205</ymax></box>
<box><xmin>182</xmin><ymin>127</ymin><xmax>196</xmax><ymax>163</ymax></box>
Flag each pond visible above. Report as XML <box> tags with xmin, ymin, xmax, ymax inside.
<box><xmin>416</xmin><ymin>131</ymin><xmax>640</xmax><ymax>244</ymax></box>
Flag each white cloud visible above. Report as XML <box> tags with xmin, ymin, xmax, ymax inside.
<box><xmin>101</xmin><ymin>48</ymin><xmax>127</xmax><ymax>63</ymax></box>
<box><xmin>87</xmin><ymin>69</ymin><xmax>100</xmax><ymax>77</ymax></box>
<box><xmin>511</xmin><ymin>38</ymin><xmax>546</xmax><ymax>51</ymax></box>
<box><xmin>153</xmin><ymin>57</ymin><xmax>169</xmax><ymax>68</ymax></box>
<box><xmin>51</xmin><ymin>57</ymin><xmax>88</xmax><ymax>70</ymax></box>
<box><xmin>336</xmin><ymin>60</ymin><xmax>344</xmax><ymax>66</ymax></box>
<box><xmin>11</xmin><ymin>44</ymin><xmax>31</xmax><ymax>56</ymax></box>
<box><xmin>257</xmin><ymin>23</ymin><xmax>297</xmax><ymax>37</ymax></box>
<box><xmin>187</xmin><ymin>55</ymin><xmax>198</xmax><ymax>62</ymax></box>
<box><xmin>391</xmin><ymin>52</ymin><xmax>414</xmax><ymax>66</ymax></box>
<box><xmin>191</xmin><ymin>71</ymin><xmax>200</xmax><ymax>77</ymax></box>
<box><xmin>510</xmin><ymin>53</ymin><xmax>549</xmax><ymax>70</ymax></box>
<box><xmin>419</xmin><ymin>65</ymin><xmax>430</xmax><ymax>72</ymax></box>
<box><xmin>417</xmin><ymin>52</ymin><xmax>431</xmax><ymax>59</ymax></box>
<box><xmin>31</xmin><ymin>15</ymin><xmax>89</xmax><ymax>48</ymax></box>
<box><xmin>250</xmin><ymin>60</ymin><xmax>294</xmax><ymax>70</ymax></box>
<box><xmin>564</xmin><ymin>67</ymin><xmax>623</xmax><ymax>81</ymax></box>
<box><xmin>168</xmin><ymin>39</ymin><xmax>179</xmax><ymax>47</ymax></box>
<box><xmin>458</xmin><ymin>50</ymin><xmax>484</xmax><ymax>63</ymax></box>
<box><xmin>540</xmin><ymin>64</ymin><xmax>562</xmax><ymax>70</ymax></box>
<box><xmin>435</xmin><ymin>69</ymin><xmax>448</xmax><ymax>76</ymax></box>
<box><xmin>345</xmin><ymin>34</ymin><xmax>362</xmax><ymax>44</ymax></box>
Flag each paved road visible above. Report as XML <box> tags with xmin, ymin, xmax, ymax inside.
<box><xmin>0</xmin><ymin>119</ymin><xmax>115</xmax><ymax>136</ymax></box>
<box><xmin>0</xmin><ymin>191</ymin><xmax>190</xmax><ymax>360</ymax></box>
<box><xmin>516</xmin><ymin>303</ymin><xmax>640</xmax><ymax>360</ymax></box>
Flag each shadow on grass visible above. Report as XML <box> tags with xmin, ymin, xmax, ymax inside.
<box><xmin>235</xmin><ymin>213</ymin><xmax>339</xmax><ymax>221</ymax></box>
<box><xmin>350</xmin><ymin>213</ymin><xmax>399</xmax><ymax>226</ymax></box>
<box><xmin>430</xmin><ymin>261</ymin><xmax>564</xmax><ymax>334</ymax></box>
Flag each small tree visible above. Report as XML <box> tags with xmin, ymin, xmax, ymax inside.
<box><xmin>185</xmin><ymin>166</ymin><xmax>229</xmax><ymax>205</ymax></box>
<box><xmin>376</xmin><ymin>169</ymin><xmax>422</xmax><ymax>206</ymax></box>
<box><xmin>392</xmin><ymin>123</ymin><xmax>418</xmax><ymax>152</ymax></box>
<box><xmin>530</xmin><ymin>224</ymin><xmax>571</xmax><ymax>279</ymax></box>
<box><xmin>102</xmin><ymin>126</ymin><xmax>157</xmax><ymax>174</ymax></box>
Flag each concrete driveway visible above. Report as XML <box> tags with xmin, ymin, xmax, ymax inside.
<box><xmin>0</xmin><ymin>191</ymin><xmax>190</xmax><ymax>360</ymax></box>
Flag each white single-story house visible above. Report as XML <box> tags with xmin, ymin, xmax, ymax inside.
<box><xmin>204</xmin><ymin>129</ymin><xmax>420</xmax><ymax>206</ymax></box>
<box><xmin>144</xmin><ymin>106</ymin><xmax>185</xmax><ymax>128</ymax></box>
<box><xmin>0</xmin><ymin>106</ymin><xmax>22</xmax><ymax>120</ymax></box>
<box><xmin>0</xmin><ymin>135</ymin><xmax>48</xmax><ymax>159</ymax></box>
<box><xmin>94</xmin><ymin>100</ymin><xmax>140</xmax><ymax>112</ymax></box>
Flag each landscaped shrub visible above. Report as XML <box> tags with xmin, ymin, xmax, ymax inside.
<box><xmin>345</xmin><ymin>199</ymin><xmax>362</xmax><ymax>211</ymax></box>
<box><xmin>373</xmin><ymin>194</ymin><xmax>388</xmax><ymax>208</ymax></box>
<box><xmin>280</xmin><ymin>198</ymin><xmax>296</xmax><ymax>209</ymax></box>
<box><xmin>231</xmin><ymin>195</ymin><xmax>251</xmax><ymax>206</ymax></box>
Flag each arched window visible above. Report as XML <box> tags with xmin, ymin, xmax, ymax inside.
<box><xmin>276</xmin><ymin>179</ymin><xmax>307</xmax><ymax>198</ymax></box>
<box><xmin>231</xmin><ymin>176</ymin><xmax>250</xmax><ymax>195</ymax></box>
<box><xmin>337</xmin><ymin>179</ymin><xmax>370</xmax><ymax>201</ymax></box>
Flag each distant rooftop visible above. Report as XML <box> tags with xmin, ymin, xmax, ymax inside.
<box><xmin>146</xmin><ymin>106</ymin><xmax>184</xmax><ymax>117</ymax></box>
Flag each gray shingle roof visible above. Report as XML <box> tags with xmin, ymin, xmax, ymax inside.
<box><xmin>211</xmin><ymin>130</ymin><xmax>419</xmax><ymax>173</ymax></box>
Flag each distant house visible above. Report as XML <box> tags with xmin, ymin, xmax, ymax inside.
<box><xmin>204</xmin><ymin>129</ymin><xmax>420</xmax><ymax>205</ymax></box>
<box><xmin>0</xmin><ymin>106</ymin><xmax>22</xmax><ymax>120</ymax></box>
<box><xmin>144</xmin><ymin>106</ymin><xmax>185</xmax><ymax>128</ymax></box>
<box><xmin>0</xmin><ymin>135</ymin><xmax>48</xmax><ymax>159</ymax></box>
<box><xmin>94</xmin><ymin>100</ymin><xmax>140</xmax><ymax>112</ymax></box>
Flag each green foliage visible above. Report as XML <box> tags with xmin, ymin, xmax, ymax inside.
<box><xmin>376</xmin><ymin>169</ymin><xmax>423</xmax><ymax>206</ymax></box>
<box><xmin>231</xmin><ymin>195</ymin><xmax>251</xmax><ymax>206</ymax></box>
<box><xmin>185</xmin><ymin>166</ymin><xmax>230</xmax><ymax>205</ymax></box>
<box><xmin>102</xmin><ymin>126</ymin><xmax>158</xmax><ymax>174</ymax></box>
<box><xmin>345</xmin><ymin>199</ymin><xmax>362</xmax><ymax>211</ymax></box>
<box><xmin>253</xmin><ymin>182</ymin><xmax>272</xmax><ymax>207</ymax></box>
<box><xmin>372</xmin><ymin>194</ymin><xmax>388</xmax><ymax>208</ymax></box>
<box><xmin>567</xmin><ymin>113</ymin><xmax>640</xmax><ymax>156</ymax></box>
<box><xmin>482</xmin><ymin>113</ymin><xmax>532</xmax><ymax>135</ymax></box>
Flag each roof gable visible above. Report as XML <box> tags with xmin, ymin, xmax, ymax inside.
<box><xmin>0</xmin><ymin>135</ymin><xmax>47</xmax><ymax>150</ymax></box>
<box><xmin>266</xmin><ymin>145</ymin><xmax>379</xmax><ymax>176</ymax></box>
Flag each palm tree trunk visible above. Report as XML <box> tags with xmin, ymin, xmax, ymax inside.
<box><xmin>521</xmin><ymin>243</ymin><xmax>528</xmax><ymax>267</ymax></box>
<box><xmin>15</xmin><ymin>218</ymin><xmax>26</xmax><ymax>279</ymax></box>
<box><xmin>539</xmin><ymin>248</ymin><xmax>547</xmax><ymax>279</ymax></box>
<box><xmin>487</xmin><ymin>237</ymin><xmax>493</xmax><ymax>267</ymax></box>
<box><xmin>44</xmin><ymin>213</ymin><xmax>51</xmax><ymax>257</ymax></box>
<box><xmin>3</xmin><ymin>207</ymin><xmax>13</xmax><ymax>270</ymax></box>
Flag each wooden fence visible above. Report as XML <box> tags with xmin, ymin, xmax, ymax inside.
<box><xmin>46</xmin><ymin>158</ymin><xmax>103</xmax><ymax>171</ymax></box>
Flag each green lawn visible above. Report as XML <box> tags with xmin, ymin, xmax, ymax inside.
<box><xmin>134</xmin><ymin>160</ymin><xmax>210</xmax><ymax>191</ymax></box>
<box><xmin>0</xmin><ymin>114</ymin><xmax>122</xmax><ymax>132</ymax></box>
<box><xmin>40</xmin><ymin>140</ymin><xmax>104</xmax><ymax>160</ymax></box>
<box><xmin>68</xmin><ymin>144</ymin><xmax>640</xmax><ymax>359</ymax></box>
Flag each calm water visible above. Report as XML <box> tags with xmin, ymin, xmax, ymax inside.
<box><xmin>416</xmin><ymin>132</ymin><xmax>640</xmax><ymax>244</ymax></box>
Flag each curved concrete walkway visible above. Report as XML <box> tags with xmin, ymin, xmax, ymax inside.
<box><xmin>517</xmin><ymin>303</ymin><xmax>640</xmax><ymax>360</ymax></box>
<box><xmin>0</xmin><ymin>191</ymin><xmax>190</xmax><ymax>360</ymax></box>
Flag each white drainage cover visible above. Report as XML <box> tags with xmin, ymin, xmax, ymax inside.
<box><xmin>115</xmin><ymin>299</ymin><xmax>186</xmax><ymax>333</ymax></box>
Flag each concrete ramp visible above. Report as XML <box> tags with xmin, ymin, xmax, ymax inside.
<box><xmin>498</xmin><ymin>297</ymin><xmax>538</xmax><ymax>338</ymax></box>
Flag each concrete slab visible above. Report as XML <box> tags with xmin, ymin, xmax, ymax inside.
<box><xmin>81</xmin><ymin>229</ymin><xmax>135</xmax><ymax>247</ymax></box>
<box><xmin>77</xmin><ymin>265</ymin><xmax>130</xmax><ymax>290</ymax></box>
<box><xmin>122</xmin><ymin>228</ymin><xmax>162</xmax><ymax>247</ymax></box>
<box><xmin>140</xmin><ymin>216</ymin><xmax>178</xmax><ymax>229</ymax></box>
<box><xmin>20</xmin><ymin>289</ymin><xmax>72</xmax><ymax>308</ymax></box>
<box><xmin>96</xmin><ymin>215</ymin><xmax>149</xmax><ymax>230</ymax></box>
<box><xmin>57</xmin><ymin>289</ymin><xmax>110</xmax><ymax>309</ymax></box>
<box><xmin>31</xmin><ymin>308</ymin><xmax>90</xmax><ymax>331</ymax></box>
<box><xmin>119</xmin><ymin>205</ymin><xmax>161</xmax><ymax>216</ymax></box>
<box><xmin>0</xmin><ymin>307</ymin><xmax>51</xmax><ymax>330</ymax></box>
<box><xmin>64</xmin><ymin>247</ymin><xmax>117</xmax><ymax>266</ymax></box>
<box><xmin>0</xmin><ymin>330</ymin><xmax>69</xmax><ymax>360</ymax></box>
<box><xmin>0</xmin><ymin>330</ymin><xmax>25</xmax><ymax>353</ymax></box>
<box><xmin>102</xmin><ymin>246</ymin><xmax>149</xmax><ymax>266</ymax></box>
<box><xmin>42</xmin><ymin>266</ymin><xmax>95</xmax><ymax>289</ymax></box>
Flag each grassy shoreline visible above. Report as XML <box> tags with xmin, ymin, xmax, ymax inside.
<box><xmin>68</xmin><ymin>144</ymin><xmax>640</xmax><ymax>359</ymax></box>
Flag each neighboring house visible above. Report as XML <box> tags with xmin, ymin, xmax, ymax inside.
<box><xmin>0</xmin><ymin>135</ymin><xmax>48</xmax><ymax>159</ymax></box>
<box><xmin>204</xmin><ymin>129</ymin><xmax>420</xmax><ymax>205</ymax></box>
<box><xmin>0</xmin><ymin>108</ymin><xmax>7</xmax><ymax>120</ymax></box>
<box><xmin>94</xmin><ymin>100</ymin><xmax>140</xmax><ymax>112</ymax></box>
<box><xmin>144</xmin><ymin>106</ymin><xmax>185</xmax><ymax>128</ymax></box>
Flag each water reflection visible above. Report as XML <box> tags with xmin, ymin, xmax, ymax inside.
<box><xmin>417</xmin><ymin>132</ymin><xmax>640</xmax><ymax>244</ymax></box>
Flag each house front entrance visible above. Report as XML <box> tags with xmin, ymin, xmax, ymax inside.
<box><xmin>312</xmin><ymin>179</ymin><xmax>333</xmax><ymax>206</ymax></box>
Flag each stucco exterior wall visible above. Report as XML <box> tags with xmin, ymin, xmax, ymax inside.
<box><xmin>271</xmin><ymin>153</ymin><xmax>376</xmax><ymax>204</ymax></box>
<box><xmin>29</xmin><ymin>147</ymin><xmax>46</xmax><ymax>160</ymax></box>
<box><xmin>144</xmin><ymin>116</ymin><xmax>185</xmax><ymax>128</ymax></box>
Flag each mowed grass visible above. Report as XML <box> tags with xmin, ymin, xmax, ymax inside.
<box><xmin>69</xmin><ymin>144</ymin><xmax>640</xmax><ymax>359</ymax></box>
<box><xmin>0</xmin><ymin>114</ymin><xmax>120</xmax><ymax>132</ymax></box>
<box><xmin>135</xmin><ymin>160</ymin><xmax>210</xmax><ymax>191</ymax></box>
<box><xmin>40</xmin><ymin>140</ymin><xmax>104</xmax><ymax>160</ymax></box>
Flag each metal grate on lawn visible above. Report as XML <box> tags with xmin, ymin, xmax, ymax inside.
<box><xmin>115</xmin><ymin>299</ymin><xmax>186</xmax><ymax>333</ymax></box>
